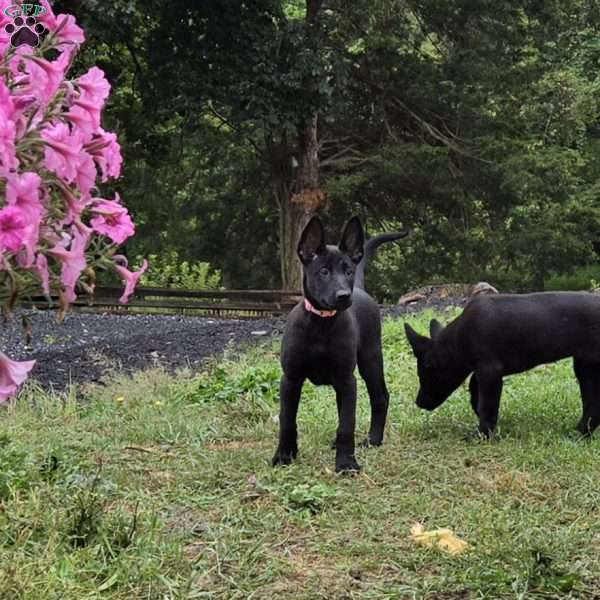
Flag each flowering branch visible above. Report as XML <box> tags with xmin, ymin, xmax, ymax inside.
<box><xmin>0</xmin><ymin>1</ymin><xmax>145</xmax><ymax>401</ymax></box>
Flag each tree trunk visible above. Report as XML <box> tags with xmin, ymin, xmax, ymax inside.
<box><xmin>275</xmin><ymin>0</ymin><xmax>325</xmax><ymax>290</ymax></box>
<box><xmin>279</xmin><ymin>191</ymin><xmax>309</xmax><ymax>290</ymax></box>
<box><xmin>270</xmin><ymin>115</ymin><xmax>324</xmax><ymax>290</ymax></box>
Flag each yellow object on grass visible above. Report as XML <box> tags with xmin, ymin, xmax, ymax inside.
<box><xmin>410</xmin><ymin>523</ymin><xmax>469</xmax><ymax>555</ymax></box>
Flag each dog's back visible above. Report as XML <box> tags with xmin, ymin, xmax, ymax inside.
<box><xmin>457</xmin><ymin>292</ymin><xmax>600</xmax><ymax>372</ymax></box>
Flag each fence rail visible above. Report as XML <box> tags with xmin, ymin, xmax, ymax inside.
<box><xmin>24</xmin><ymin>286</ymin><xmax>303</xmax><ymax>318</ymax></box>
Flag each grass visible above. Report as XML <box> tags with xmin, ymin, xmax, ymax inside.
<box><xmin>2</xmin><ymin>308</ymin><xmax>600</xmax><ymax>598</ymax></box>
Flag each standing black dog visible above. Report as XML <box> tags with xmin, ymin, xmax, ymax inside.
<box><xmin>405</xmin><ymin>292</ymin><xmax>600</xmax><ymax>437</ymax></box>
<box><xmin>272</xmin><ymin>216</ymin><xmax>407</xmax><ymax>472</ymax></box>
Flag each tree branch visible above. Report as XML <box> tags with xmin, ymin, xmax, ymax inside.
<box><xmin>207</xmin><ymin>102</ymin><xmax>262</xmax><ymax>155</ymax></box>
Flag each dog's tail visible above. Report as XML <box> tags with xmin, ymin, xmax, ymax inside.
<box><xmin>355</xmin><ymin>230</ymin><xmax>409</xmax><ymax>290</ymax></box>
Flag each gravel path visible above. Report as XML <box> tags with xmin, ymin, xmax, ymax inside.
<box><xmin>0</xmin><ymin>299</ymin><xmax>465</xmax><ymax>390</ymax></box>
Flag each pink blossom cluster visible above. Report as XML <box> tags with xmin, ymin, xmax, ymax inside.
<box><xmin>0</xmin><ymin>1</ymin><xmax>147</xmax><ymax>401</ymax></box>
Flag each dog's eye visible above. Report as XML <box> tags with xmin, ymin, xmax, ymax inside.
<box><xmin>319</xmin><ymin>267</ymin><xmax>330</xmax><ymax>277</ymax></box>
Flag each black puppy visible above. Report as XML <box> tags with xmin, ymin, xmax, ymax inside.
<box><xmin>272</xmin><ymin>216</ymin><xmax>407</xmax><ymax>472</ymax></box>
<box><xmin>405</xmin><ymin>292</ymin><xmax>600</xmax><ymax>437</ymax></box>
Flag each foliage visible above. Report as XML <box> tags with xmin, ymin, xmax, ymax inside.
<box><xmin>545</xmin><ymin>264</ymin><xmax>600</xmax><ymax>291</ymax></box>
<box><xmin>138</xmin><ymin>251</ymin><xmax>221</xmax><ymax>290</ymax></box>
<box><xmin>64</xmin><ymin>0</ymin><xmax>600</xmax><ymax>292</ymax></box>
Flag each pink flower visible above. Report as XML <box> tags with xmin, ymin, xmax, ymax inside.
<box><xmin>6</xmin><ymin>172</ymin><xmax>43</xmax><ymax>217</ymax></box>
<box><xmin>54</xmin><ymin>14</ymin><xmax>85</xmax><ymax>47</ymax></box>
<box><xmin>72</xmin><ymin>97</ymin><xmax>102</xmax><ymax>132</ymax></box>
<box><xmin>114</xmin><ymin>259</ymin><xmax>148</xmax><ymax>304</ymax></box>
<box><xmin>0</xmin><ymin>5</ymin><xmax>11</xmax><ymax>57</ymax></box>
<box><xmin>12</xmin><ymin>93</ymin><xmax>36</xmax><ymax>113</ymax></box>
<box><xmin>0</xmin><ymin>80</ymin><xmax>15</xmax><ymax>119</ymax></box>
<box><xmin>34</xmin><ymin>253</ymin><xmax>50</xmax><ymax>296</ymax></box>
<box><xmin>48</xmin><ymin>225</ymin><xmax>90</xmax><ymax>303</ymax></box>
<box><xmin>0</xmin><ymin>109</ymin><xmax>17</xmax><ymax>173</ymax></box>
<box><xmin>90</xmin><ymin>196</ymin><xmax>135</xmax><ymax>244</ymax></box>
<box><xmin>41</xmin><ymin>122</ymin><xmax>82</xmax><ymax>182</ymax></box>
<box><xmin>36</xmin><ymin>0</ymin><xmax>58</xmax><ymax>30</ymax></box>
<box><xmin>41</xmin><ymin>125</ymin><xmax>95</xmax><ymax>192</ymax></box>
<box><xmin>6</xmin><ymin>172</ymin><xmax>44</xmax><ymax>265</ymax></box>
<box><xmin>65</xmin><ymin>104</ymin><xmax>97</xmax><ymax>137</ymax></box>
<box><xmin>0</xmin><ymin>2</ymin><xmax>140</xmax><ymax>395</ymax></box>
<box><xmin>25</xmin><ymin>53</ymin><xmax>70</xmax><ymax>106</ymax></box>
<box><xmin>0</xmin><ymin>351</ymin><xmax>35</xmax><ymax>404</ymax></box>
<box><xmin>0</xmin><ymin>206</ymin><xmax>27</xmax><ymax>253</ymax></box>
<box><xmin>74</xmin><ymin>150</ymin><xmax>96</xmax><ymax>196</ymax></box>
<box><xmin>60</xmin><ymin>189</ymin><xmax>92</xmax><ymax>225</ymax></box>
<box><xmin>86</xmin><ymin>128</ymin><xmax>122</xmax><ymax>181</ymax></box>
<box><xmin>76</xmin><ymin>67</ymin><xmax>110</xmax><ymax>105</ymax></box>
<box><xmin>0</xmin><ymin>81</ymin><xmax>18</xmax><ymax>171</ymax></box>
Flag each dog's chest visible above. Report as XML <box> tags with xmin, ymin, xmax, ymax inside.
<box><xmin>306</xmin><ymin>356</ymin><xmax>338</xmax><ymax>385</ymax></box>
<box><xmin>303</xmin><ymin>338</ymin><xmax>356</xmax><ymax>385</ymax></box>
<box><xmin>282</xmin><ymin>312</ymin><xmax>359</xmax><ymax>384</ymax></box>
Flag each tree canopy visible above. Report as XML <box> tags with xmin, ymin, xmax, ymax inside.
<box><xmin>58</xmin><ymin>0</ymin><xmax>600</xmax><ymax>294</ymax></box>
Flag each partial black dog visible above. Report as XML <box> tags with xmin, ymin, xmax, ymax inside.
<box><xmin>272</xmin><ymin>217</ymin><xmax>407</xmax><ymax>472</ymax></box>
<box><xmin>405</xmin><ymin>292</ymin><xmax>600</xmax><ymax>436</ymax></box>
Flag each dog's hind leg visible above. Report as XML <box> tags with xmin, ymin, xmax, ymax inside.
<box><xmin>475</xmin><ymin>365</ymin><xmax>503</xmax><ymax>437</ymax></box>
<box><xmin>358</xmin><ymin>348</ymin><xmax>389</xmax><ymax>447</ymax></box>
<box><xmin>574</xmin><ymin>358</ymin><xmax>600</xmax><ymax>436</ymax></box>
<box><xmin>469</xmin><ymin>374</ymin><xmax>479</xmax><ymax>416</ymax></box>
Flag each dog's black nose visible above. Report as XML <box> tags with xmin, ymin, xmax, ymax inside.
<box><xmin>336</xmin><ymin>290</ymin><xmax>351</xmax><ymax>300</ymax></box>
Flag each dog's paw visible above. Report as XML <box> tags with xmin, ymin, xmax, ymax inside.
<box><xmin>335</xmin><ymin>455</ymin><xmax>361</xmax><ymax>474</ymax></box>
<box><xmin>271</xmin><ymin>447</ymin><xmax>297</xmax><ymax>467</ymax></box>
<box><xmin>359</xmin><ymin>436</ymin><xmax>383</xmax><ymax>448</ymax></box>
<box><xmin>463</xmin><ymin>428</ymin><xmax>493</xmax><ymax>442</ymax></box>
<box><xmin>576</xmin><ymin>418</ymin><xmax>599</xmax><ymax>438</ymax></box>
<box><xmin>5</xmin><ymin>16</ymin><xmax>46</xmax><ymax>48</ymax></box>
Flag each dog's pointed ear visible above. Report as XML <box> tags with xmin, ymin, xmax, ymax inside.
<box><xmin>339</xmin><ymin>216</ymin><xmax>364</xmax><ymax>264</ymax></box>
<box><xmin>297</xmin><ymin>217</ymin><xmax>326</xmax><ymax>264</ymax></box>
<box><xmin>429</xmin><ymin>319</ymin><xmax>444</xmax><ymax>340</ymax></box>
<box><xmin>404</xmin><ymin>323</ymin><xmax>431</xmax><ymax>356</ymax></box>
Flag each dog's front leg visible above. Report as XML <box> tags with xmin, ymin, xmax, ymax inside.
<box><xmin>333</xmin><ymin>375</ymin><xmax>360</xmax><ymax>473</ymax></box>
<box><xmin>272</xmin><ymin>375</ymin><xmax>304</xmax><ymax>466</ymax></box>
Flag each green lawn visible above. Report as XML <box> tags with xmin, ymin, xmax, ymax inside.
<box><xmin>2</xmin><ymin>309</ymin><xmax>600</xmax><ymax>599</ymax></box>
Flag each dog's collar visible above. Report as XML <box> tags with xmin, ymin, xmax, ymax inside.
<box><xmin>304</xmin><ymin>298</ymin><xmax>337</xmax><ymax>318</ymax></box>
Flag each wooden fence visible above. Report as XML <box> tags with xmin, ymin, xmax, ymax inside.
<box><xmin>25</xmin><ymin>286</ymin><xmax>303</xmax><ymax>318</ymax></box>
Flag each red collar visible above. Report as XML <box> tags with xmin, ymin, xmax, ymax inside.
<box><xmin>304</xmin><ymin>298</ymin><xmax>337</xmax><ymax>318</ymax></box>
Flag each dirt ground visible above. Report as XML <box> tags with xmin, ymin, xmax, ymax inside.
<box><xmin>0</xmin><ymin>297</ymin><xmax>464</xmax><ymax>389</ymax></box>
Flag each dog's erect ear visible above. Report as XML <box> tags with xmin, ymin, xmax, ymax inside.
<box><xmin>429</xmin><ymin>319</ymin><xmax>444</xmax><ymax>340</ymax></box>
<box><xmin>298</xmin><ymin>217</ymin><xmax>326</xmax><ymax>264</ymax></box>
<box><xmin>339</xmin><ymin>216</ymin><xmax>364</xmax><ymax>264</ymax></box>
<box><xmin>404</xmin><ymin>323</ymin><xmax>431</xmax><ymax>357</ymax></box>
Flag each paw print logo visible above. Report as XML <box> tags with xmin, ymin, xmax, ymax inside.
<box><xmin>5</xmin><ymin>15</ymin><xmax>46</xmax><ymax>48</ymax></box>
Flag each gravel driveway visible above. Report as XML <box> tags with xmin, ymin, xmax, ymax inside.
<box><xmin>0</xmin><ymin>299</ymin><xmax>464</xmax><ymax>390</ymax></box>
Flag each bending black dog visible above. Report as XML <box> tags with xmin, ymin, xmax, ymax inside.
<box><xmin>405</xmin><ymin>292</ymin><xmax>600</xmax><ymax>436</ymax></box>
<box><xmin>272</xmin><ymin>216</ymin><xmax>407</xmax><ymax>472</ymax></box>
